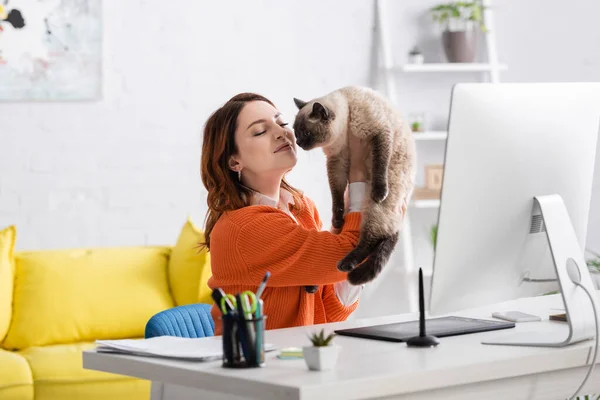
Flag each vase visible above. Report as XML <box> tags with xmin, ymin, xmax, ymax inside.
<box><xmin>442</xmin><ymin>29</ymin><xmax>477</xmax><ymax>63</ymax></box>
<box><xmin>302</xmin><ymin>345</ymin><xmax>340</xmax><ymax>371</ymax></box>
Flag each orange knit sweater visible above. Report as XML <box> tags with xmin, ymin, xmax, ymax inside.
<box><xmin>207</xmin><ymin>196</ymin><xmax>361</xmax><ymax>335</ymax></box>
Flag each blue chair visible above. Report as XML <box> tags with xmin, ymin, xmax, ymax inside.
<box><xmin>145</xmin><ymin>303</ymin><xmax>215</xmax><ymax>339</ymax></box>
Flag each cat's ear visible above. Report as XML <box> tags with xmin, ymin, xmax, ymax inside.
<box><xmin>293</xmin><ymin>98</ymin><xmax>308</xmax><ymax>110</ymax></box>
<box><xmin>310</xmin><ymin>102</ymin><xmax>329</xmax><ymax>121</ymax></box>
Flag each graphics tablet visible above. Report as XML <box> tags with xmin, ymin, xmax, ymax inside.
<box><xmin>334</xmin><ymin>316</ymin><xmax>515</xmax><ymax>342</ymax></box>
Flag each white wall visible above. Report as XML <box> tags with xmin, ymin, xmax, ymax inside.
<box><xmin>0</xmin><ymin>0</ymin><xmax>599</xmax><ymax>315</ymax></box>
<box><xmin>0</xmin><ymin>0</ymin><xmax>373</xmax><ymax>250</ymax></box>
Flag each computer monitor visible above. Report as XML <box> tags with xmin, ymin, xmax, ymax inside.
<box><xmin>429</xmin><ymin>82</ymin><xmax>600</xmax><ymax>346</ymax></box>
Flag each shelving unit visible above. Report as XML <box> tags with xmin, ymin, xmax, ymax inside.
<box><xmin>399</xmin><ymin>63</ymin><xmax>507</xmax><ymax>73</ymax></box>
<box><xmin>373</xmin><ymin>0</ymin><xmax>505</xmax><ymax>279</ymax></box>
<box><xmin>411</xmin><ymin>132</ymin><xmax>446</xmax><ymax>209</ymax></box>
<box><xmin>412</xmin><ymin>131</ymin><xmax>448</xmax><ymax>141</ymax></box>
<box><xmin>412</xmin><ymin>199</ymin><xmax>441</xmax><ymax>209</ymax></box>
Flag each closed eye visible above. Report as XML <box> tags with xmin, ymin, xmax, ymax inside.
<box><xmin>253</xmin><ymin>130</ymin><xmax>266</xmax><ymax>136</ymax></box>
<box><xmin>279</xmin><ymin>123</ymin><xmax>289</xmax><ymax>127</ymax></box>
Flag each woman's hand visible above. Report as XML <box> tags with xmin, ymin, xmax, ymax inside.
<box><xmin>397</xmin><ymin>198</ymin><xmax>408</xmax><ymax>218</ymax></box>
<box><xmin>348</xmin><ymin>134</ymin><xmax>368</xmax><ymax>183</ymax></box>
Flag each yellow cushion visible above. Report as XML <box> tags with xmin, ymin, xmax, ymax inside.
<box><xmin>0</xmin><ymin>348</ymin><xmax>33</xmax><ymax>400</ymax></box>
<box><xmin>19</xmin><ymin>342</ymin><xmax>120</xmax><ymax>381</ymax></box>
<box><xmin>168</xmin><ymin>218</ymin><xmax>213</xmax><ymax>305</ymax></box>
<box><xmin>4</xmin><ymin>246</ymin><xmax>175</xmax><ymax>350</ymax></box>
<box><xmin>19</xmin><ymin>342</ymin><xmax>149</xmax><ymax>400</ymax></box>
<box><xmin>33</xmin><ymin>379</ymin><xmax>149</xmax><ymax>400</ymax></box>
<box><xmin>0</xmin><ymin>225</ymin><xmax>16</xmax><ymax>343</ymax></box>
<box><xmin>34</xmin><ymin>379</ymin><xmax>149</xmax><ymax>400</ymax></box>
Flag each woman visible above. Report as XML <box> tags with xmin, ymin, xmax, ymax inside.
<box><xmin>200</xmin><ymin>92</ymin><xmax>369</xmax><ymax>335</ymax></box>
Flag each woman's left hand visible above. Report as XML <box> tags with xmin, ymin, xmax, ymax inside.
<box><xmin>396</xmin><ymin>198</ymin><xmax>408</xmax><ymax>219</ymax></box>
<box><xmin>348</xmin><ymin>135</ymin><xmax>368</xmax><ymax>183</ymax></box>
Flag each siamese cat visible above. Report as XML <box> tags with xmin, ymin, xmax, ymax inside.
<box><xmin>293</xmin><ymin>86</ymin><xmax>416</xmax><ymax>285</ymax></box>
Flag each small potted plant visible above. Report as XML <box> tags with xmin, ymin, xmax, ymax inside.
<box><xmin>430</xmin><ymin>1</ymin><xmax>487</xmax><ymax>63</ymax></box>
<box><xmin>408</xmin><ymin>112</ymin><xmax>426</xmax><ymax>133</ymax></box>
<box><xmin>408</xmin><ymin>46</ymin><xmax>424</xmax><ymax>64</ymax></box>
<box><xmin>411</xmin><ymin>121</ymin><xmax>422</xmax><ymax>132</ymax></box>
<box><xmin>302</xmin><ymin>329</ymin><xmax>339</xmax><ymax>371</ymax></box>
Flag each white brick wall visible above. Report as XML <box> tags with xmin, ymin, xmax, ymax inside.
<box><xmin>0</xmin><ymin>0</ymin><xmax>599</xmax><ymax>260</ymax></box>
<box><xmin>0</xmin><ymin>0</ymin><xmax>373</xmax><ymax>250</ymax></box>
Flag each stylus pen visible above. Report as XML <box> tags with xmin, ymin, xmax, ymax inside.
<box><xmin>256</xmin><ymin>271</ymin><xmax>271</xmax><ymax>299</ymax></box>
<box><xmin>419</xmin><ymin>268</ymin><xmax>426</xmax><ymax>337</ymax></box>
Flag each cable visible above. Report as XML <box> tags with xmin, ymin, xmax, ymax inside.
<box><xmin>569</xmin><ymin>283</ymin><xmax>599</xmax><ymax>400</ymax></box>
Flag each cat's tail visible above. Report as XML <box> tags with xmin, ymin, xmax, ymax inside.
<box><xmin>347</xmin><ymin>232</ymin><xmax>399</xmax><ymax>285</ymax></box>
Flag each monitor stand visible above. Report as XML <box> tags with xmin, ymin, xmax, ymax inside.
<box><xmin>482</xmin><ymin>194</ymin><xmax>599</xmax><ymax>347</ymax></box>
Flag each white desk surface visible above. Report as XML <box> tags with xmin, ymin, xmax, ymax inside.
<box><xmin>83</xmin><ymin>292</ymin><xmax>600</xmax><ymax>400</ymax></box>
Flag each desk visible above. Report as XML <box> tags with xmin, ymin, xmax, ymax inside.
<box><xmin>83</xmin><ymin>292</ymin><xmax>600</xmax><ymax>400</ymax></box>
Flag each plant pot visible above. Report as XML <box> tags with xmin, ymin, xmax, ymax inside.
<box><xmin>442</xmin><ymin>29</ymin><xmax>477</xmax><ymax>63</ymax></box>
<box><xmin>302</xmin><ymin>345</ymin><xmax>339</xmax><ymax>371</ymax></box>
<box><xmin>408</xmin><ymin>53</ymin><xmax>424</xmax><ymax>64</ymax></box>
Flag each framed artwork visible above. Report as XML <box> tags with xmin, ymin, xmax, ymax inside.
<box><xmin>0</xmin><ymin>0</ymin><xmax>102</xmax><ymax>101</ymax></box>
<box><xmin>425</xmin><ymin>164</ymin><xmax>444</xmax><ymax>190</ymax></box>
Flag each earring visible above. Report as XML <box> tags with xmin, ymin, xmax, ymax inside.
<box><xmin>238</xmin><ymin>169</ymin><xmax>242</xmax><ymax>181</ymax></box>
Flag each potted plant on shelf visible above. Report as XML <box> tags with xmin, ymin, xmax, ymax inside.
<box><xmin>430</xmin><ymin>1</ymin><xmax>487</xmax><ymax>63</ymax></box>
<box><xmin>411</xmin><ymin>120</ymin><xmax>423</xmax><ymax>132</ymax></box>
<box><xmin>408</xmin><ymin>112</ymin><xmax>426</xmax><ymax>133</ymax></box>
<box><xmin>302</xmin><ymin>329</ymin><xmax>339</xmax><ymax>371</ymax></box>
<box><xmin>408</xmin><ymin>46</ymin><xmax>424</xmax><ymax>64</ymax></box>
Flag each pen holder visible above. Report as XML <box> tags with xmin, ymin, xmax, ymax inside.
<box><xmin>221</xmin><ymin>314</ymin><xmax>243</xmax><ymax>368</ymax></box>
<box><xmin>221</xmin><ymin>314</ymin><xmax>267</xmax><ymax>368</ymax></box>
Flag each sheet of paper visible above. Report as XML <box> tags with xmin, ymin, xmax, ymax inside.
<box><xmin>95</xmin><ymin>336</ymin><xmax>275</xmax><ymax>361</ymax></box>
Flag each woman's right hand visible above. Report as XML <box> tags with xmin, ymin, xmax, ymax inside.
<box><xmin>348</xmin><ymin>134</ymin><xmax>368</xmax><ymax>183</ymax></box>
<box><xmin>330</xmin><ymin>135</ymin><xmax>368</xmax><ymax>234</ymax></box>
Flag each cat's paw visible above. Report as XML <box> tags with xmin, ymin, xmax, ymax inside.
<box><xmin>372</xmin><ymin>181</ymin><xmax>389</xmax><ymax>203</ymax></box>
<box><xmin>348</xmin><ymin>268</ymin><xmax>376</xmax><ymax>285</ymax></box>
<box><xmin>331</xmin><ymin>214</ymin><xmax>345</xmax><ymax>230</ymax></box>
<box><xmin>337</xmin><ymin>259</ymin><xmax>356</xmax><ymax>272</ymax></box>
<box><xmin>304</xmin><ymin>285</ymin><xmax>319</xmax><ymax>294</ymax></box>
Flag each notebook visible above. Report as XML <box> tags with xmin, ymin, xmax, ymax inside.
<box><xmin>96</xmin><ymin>336</ymin><xmax>276</xmax><ymax>361</ymax></box>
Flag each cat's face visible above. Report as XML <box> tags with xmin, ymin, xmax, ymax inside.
<box><xmin>292</xmin><ymin>98</ymin><xmax>336</xmax><ymax>150</ymax></box>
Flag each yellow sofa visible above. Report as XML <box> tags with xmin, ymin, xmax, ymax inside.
<box><xmin>0</xmin><ymin>219</ymin><xmax>212</xmax><ymax>400</ymax></box>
